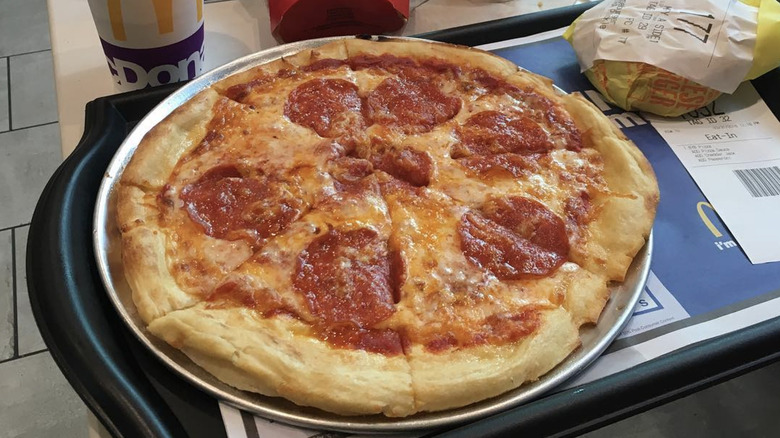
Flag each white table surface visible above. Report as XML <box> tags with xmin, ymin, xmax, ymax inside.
<box><xmin>48</xmin><ymin>0</ymin><xmax>583</xmax><ymax>157</ymax></box>
<box><xmin>45</xmin><ymin>1</ymin><xmax>582</xmax><ymax>436</ymax></box>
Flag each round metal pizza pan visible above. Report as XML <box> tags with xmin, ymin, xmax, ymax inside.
<box><xmin>94</xmin><ymin>35</ymin><xmax>652</xmax><ymax>433</ymax></box>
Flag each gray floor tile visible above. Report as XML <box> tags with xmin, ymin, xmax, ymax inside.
<box><xmin>0</xmin><ymin>124</ymin><xmax>61</xmax><ymax>228</ymax></box>
<box><xmin>0</xmin><ymin>230</ymin><xmax>13</xmax><ymax>361</ymax></box>
<box><xmin>0</xmin><ymin>0</ymin><xmax>52</xmax><ymax>58</ymax></box>
<box><xmin>9</xmin><ymin>51</ymin><xmax>57</xmax><ymax>130</ymax></box>
<box><xmin>0</xmin><ymin>58</ymin><xmax>8</xmax><ymax>132</ymax></box>
<box><xmin>0</xmin><ymin>351</ymin><xmax>86</xmax><ymax>438</ymax></box>
<box><xmin>14</xmin><ymin>226</ymin><xmax>45</xmax><ymax>355</ymax></box>
<box><xmin>584</xmin><ymin>361</ymin><xmax>780</xmax><ymax>438</ymax></box>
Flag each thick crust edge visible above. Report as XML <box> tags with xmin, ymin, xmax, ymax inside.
<box><xmin>562</xmin><ymin>94</ymin><xmax>659</xmax><ymax>281</ymax></box>
<box><xmin>120</xmin><ymin>222</ymin><xmax>198</xmax><ymax>324</ymax></box>
<box><xmin>117</xmin><ymin>89</ymin><xmax>222</xmax><ymax>322</ymax></box>
<box><xmin>120</xmin><ymin>88</ymin><xmax>219</xmax><ymax>190</ymax></box>
<box><xmin>408</xmin><ymin>307</ymin><xmax>579</xmax><ymax>412</ymax></box>
<box><xmin>148</xmin><ymin>306</ymin><xmax>416</xmax><ymax>417</ymax></box>
<box><xmin>345</xmin><ymin>38</ymin><xmax>519</xmax><ymax>78</ymax></box>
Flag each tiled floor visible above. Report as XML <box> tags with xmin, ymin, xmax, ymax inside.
<box><xmin>0</xmin><ymin>1</ymin><xmax>779</xmax><ymax>437</ymax></box>
<box><xmin>0</xmin><ymin>0</ymin><xmax>89</xmax><ymax>436</ymax></box>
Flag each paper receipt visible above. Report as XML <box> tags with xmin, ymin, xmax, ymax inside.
<box><xmin>645</xmin><ymin>83</ymin><xmax>780</xmax><ymax>264</ymax></box>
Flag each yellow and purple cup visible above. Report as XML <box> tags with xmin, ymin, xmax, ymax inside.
<box><xmin>88</xmin><ymin>0</ymin><xmax>205</xmax><ymax>91</ymax></box>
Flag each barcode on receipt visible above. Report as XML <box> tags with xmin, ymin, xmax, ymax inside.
<box><xmin>733</xmin><ymin>166</ymin><xmax>780</xmax><ymax>198</ymax></box>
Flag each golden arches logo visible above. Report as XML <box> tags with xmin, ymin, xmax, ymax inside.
<box><xmin>107</xmin><ymin>0</ymin><xmax>203</xmax><ymax>41</ymax></box>
<box><xmin>697</xmin><ymin>202</ymin><xmax>723</xmax><ymax>238</ymax></box>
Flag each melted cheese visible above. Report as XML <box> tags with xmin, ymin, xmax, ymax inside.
<box><xmin>211</xmin><ymin>174</ymin><xmax>393</xmax><ymax>321</ymax></box>
<box><xmin>156</xmin><ymin>46</ymin><xmax>609</xmax><ymax>343</ymax></box>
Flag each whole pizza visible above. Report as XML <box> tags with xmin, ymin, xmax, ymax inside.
<box><xmin>116</xmin><ymin>37</ymin><xmax>659</xmax><ymax>417</ymax></box>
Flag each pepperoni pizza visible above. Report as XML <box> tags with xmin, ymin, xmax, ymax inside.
<box><xmin>116</xmin><ymin>38</ymin><xmax>658</xmax><ymax>417</ymax></box>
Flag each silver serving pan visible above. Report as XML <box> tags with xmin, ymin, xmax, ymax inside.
<box><xmin>93</xmin><ymin>35</ymin><xmax>651</xmax><ymax>433</ymax></box>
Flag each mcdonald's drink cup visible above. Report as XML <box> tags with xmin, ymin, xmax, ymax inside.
<box><xmin>87</xmin><ymin>0</ymin><xmax>205</xmax><ymax>91</ymax></box>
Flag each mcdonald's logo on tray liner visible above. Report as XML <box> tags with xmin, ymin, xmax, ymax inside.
<box><xmin>697</xmin><ymin>202</ymin><xmax>738</xmax><ymax>251</ymax></box>
<box><xmin>697</xmin><ymin>202</ymin><xmax>722</xmax><ymax>238</ymax></box>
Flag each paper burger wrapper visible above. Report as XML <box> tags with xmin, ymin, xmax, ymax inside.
<box><xmin>564</xmin><ymin>0</ymin><xmax>780</xmax><ymax>117</ymax></box>
<box><xmin>269</xmin><ymin>0</ymin><xmax>409</xmax><ymax>43</ymax></box>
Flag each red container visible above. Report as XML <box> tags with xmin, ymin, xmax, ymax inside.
<box><xmin>269</xmin><ymin>0</ymin><xmax>409</xmax><ymax>43</ymax></box>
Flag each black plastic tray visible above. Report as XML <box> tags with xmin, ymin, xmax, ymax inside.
<box><xmin>28</xmin><ymin>3</ymin><xmax>780</xmax><ymax>438</ymax></box>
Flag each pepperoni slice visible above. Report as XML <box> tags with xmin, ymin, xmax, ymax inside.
<box><xmin>462</xmin><ymin>70</ymin><xmax>583</xmax><ymax>152</ymax></box>
<box><xmin>458</xmin><ymin>153</ymin><xmax>539</xmax><ymax>178</ymax></box>
<box><xmin>316</xmin><ymin>326</ymin><xmax>404</xmax><ymax>355</ymax></box>
<box><xmin>241</xmin><ymin>183</ymin><xmax>306</xmax><ymax>237</ymax></box>
<box><xmin>418</xmin><ymin>58</ymin><xmax>461</xmax><ymax>77</ymax></box>
<box><xmin>426</xmin><ymin>333</ymin><xmax>458</xmax><ymax>352</ymax></box>
<box><xmin>294</xmin><ymin>228</ymin><xmax>395</xmax><ymax>327</ymax></box>
<box><xmin>366</xmin><ymin>78</ymin><xmax>461</xmax><ymax>134</ymax></box>
<box><xmin>285</xmin><ymin>79</ymin><xmax>364</xmax><ymax>138</ymax></box>
<box><xmin>373</xmin><ymin>147</ymin><xmax>433</xmax><ymax>187</ymax></box>
<box><xmin>224</xmin><ymin>77</ymin><xmax>272</xmax><ymax>102</ymax></box>
<box><xmin>476</xmin><ymin>310</ymin><xmax>541</xmax><ymax>345</ymax></box>
<box><xmin>329</xmin><ymin>156</ymin><xmax>374</xmax><ymax>186</ymax></box>
<box><xmin>207</xmin><ymin>279</ymin><xmax>297</xmax><ymax>318</ymax></box>
<box><xmin>458</xmin><ymin>197</ymin><xmax>568</xmax><ymax>279</ymax></box>
<box><xmin>482</xmin><ymin>197</ymin><xmax>570</xmax><ymax>256</ymax></box>
<box><xmin>452</xmin><ymin>111</ymin><xmax>552</xmax><ymax>158</ymax></box>
<box><xmin>302</xmin><ymin>58</ymin><xmax>347</xmax><ymax>72</ymax></box>
<box><xmin>181</xmin><ymin>165</ymin><xmax>304</xmax><ymax>243</ymax></box>
<box><xmin>510</xmin><ymin>88</ymin><xmax>583</xmax><ymax>151</ymax></box>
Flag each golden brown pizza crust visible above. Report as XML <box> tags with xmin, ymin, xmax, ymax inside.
<box><xmin>121</xmin><ymin>89</ymin><xmax>219</xmax><ymax>190</ymax></box>
<box><xmin>283</xmin><ymin>39</ymin><xmax>349</xmax><ymax>67</ymax></box>
<box><xmin>555</xmin><ymin>263</ymin><xmax>612</xmax><ymax>326</ymax></box>
<box><xmin>563</xmin><ymin>94</ymin><xmax>659</xmax><ymax>281</ymax></box>
<box><xmin>115</xmin><ymin>37</ymin><xmax>659</xmax><ymax>418</ymax></box>
<box><xmin>149</xmin><ymin>305</ymin><xmax>415</xmax><ymax>416</ymax></box>
<box><xmin>407</xmin><ymin>307</ymin><xmax>579</xmax><ymax>413</ymax></box>
<box><xmin>116</xmin><ymin>185</ymin><xmax>157</xmax><ymax>232</ymax></box>
<box><xmin>120</xmin><ymin>225</ymin><xmax>198</xmax><ymax>323</ymax></box>
<box><xmin>211</xmin><ymin>57</ymin><xmax>292</xmax><ymax>96</ymax></box>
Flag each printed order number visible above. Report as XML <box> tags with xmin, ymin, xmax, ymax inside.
<box><xmin>672</xmin><ymin>11</ymin><xmax>714</xmax><ymax>44</ymax></box>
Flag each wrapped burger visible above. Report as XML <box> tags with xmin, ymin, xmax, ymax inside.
<box><xmin>564</xmin><ymin>0</ymin><xmax>780</xmax><ymax>117</ymax></box>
